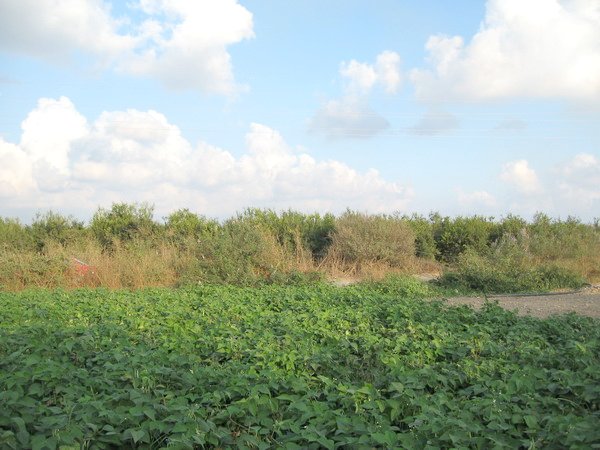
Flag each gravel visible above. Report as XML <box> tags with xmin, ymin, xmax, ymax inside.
<box><xmin>439</xmin><ymin>285</ymin><xmax>600</xmax><ymax>318</ymax></box>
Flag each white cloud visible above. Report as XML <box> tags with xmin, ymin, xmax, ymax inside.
<box><xmin>0</xmin><ymin>97</ymin><xmax>413</xmax><ymax>218</ymax></box>
<box><xmin>123</xmin><ymin>0</ymin><xmax>254</xmax><ymax>94</ymax></box>
<box><xmin>310</xmin><ymin>51</ymin><xmax>400</xmax><ymax>139</ymax></box>
<box><xmin>0</xmin><ymin>0</ymin><xmax>254</xmax><ymax>94</ymax></box>
<box><xmin>457</xmin><ymin>189</ymin><xmax>497</xmax><ymax>208</ymax></box>
<box><xmin>0</xmin><ymin>139</ymin><xmax>35</xmax><ymax>198</ymax></box>
<box><xmin>0</xmin><ymin>0</ymin><xmax>133</xmax><ymax>63</ymax></box>
<box><xmin>375</xmin><ymin>51</ymin><xmax>403</xmax><ymax>94</ymax></box>
<box><xmin>558</xmin><ymin>153</ymin><xmax>600</xmax><ymax>208</ymax></box>
<box><xmin>340</xmin><ymin>61</ymin><xmax>378</xmax><ymax>94</ymax></box>
<box><xmin>500</xmin><ymin>160</ymin><xmax>542</xmax><ymax>194</ymax></box>
<box><xmin>20</xmin><ymin>97</ymin><xmax>88</xmax><ymax>190</ymax></box>
<box><xmin>408</xmin><ymin>109</ymin><xmax>459</xmax><ymax>136</ymax></box>
<box><xmin>340</xmin><ymin>51</ymin><xmax>402</xmax><ymax>95</ymax></box>
<box><xmin>411</xmin><ymin>0</ymin><xmax>600</xmax><ymax>101</ymax></box>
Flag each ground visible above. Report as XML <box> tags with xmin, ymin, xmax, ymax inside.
<box><xmin>441</xmin><ymin>285</ymin><xmax>600</xmax><ymax>319</ymax></box>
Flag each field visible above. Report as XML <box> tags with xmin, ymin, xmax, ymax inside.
<box><xmin>1</xmin><ymin>280</ymin><xmax>599</xmax><ymax>449</ymax></box>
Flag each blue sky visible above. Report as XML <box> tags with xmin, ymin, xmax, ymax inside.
<box><xmin>0</xmin><ymin>0</ymin><xmax>599</xmax><ymax>222</ymax></box>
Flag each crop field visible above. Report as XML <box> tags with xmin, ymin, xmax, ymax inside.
<box><xmin>1</xmin><ymin>282</ymin><xmax>599</xmax><ymax>449</ymax></box>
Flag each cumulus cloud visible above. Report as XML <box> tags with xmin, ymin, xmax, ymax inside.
<box><xmin>558</xmin><ymin>153</ymin><xmax>600</xmax><ymax>208</ymax></box>
<box><xmin>123</xmin><ymin>0</ymin><xmax>254</xmax><ymax>93</ymax></box>
<box><xmin>411</xmin><ymin>0</ymin><xmax>600</xmax><ymax>101</ymax></box>
<box><xmin>1</xmin><ymin>97</ymin><xmax>413</xmax><ymax>218</ymax></box>
<box><xmin>0</xmin><ymin>0</ymin><xmax>132</xmax><ymax>63</ymax></box>
<box><xmin>310</xmin><ymin>51</ymin><xmax>400</xmax><ymax>139</ymax></box>
<box><xmin>340</xmin><ymin>51</ymin><xmax>402</xmax><ymax>95</ymax></box>
<box><xmin>408</xmin><ymin>109</ymin><xmax>459</xmax><ymax>136</ymax></box>
<box><xmin>0</xmin><ymin>0</ymin><xmax>253</xmax><ymax>94</ymax></box>
<box><xmin>500</xmin><ymin>160</ymin><xmax>542</xmax><ymax>194</ymax></box>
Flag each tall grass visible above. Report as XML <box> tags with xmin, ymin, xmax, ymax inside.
<box><xmin>322</xmin><ymin>211</ymin><xmax>418</xmax><ymax>278</ymax></box>
<box><xmin>0</xmin><ymin>204</ymin><xmax>598</xmax><ymax>291</ymax></box>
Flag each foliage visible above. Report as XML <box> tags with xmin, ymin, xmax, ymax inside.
<box><xmin>438</xmin><ymin>245</ymin><xmax>586</xmax><ymax>294</ymax></box>
<box><xmin>402</xmin><ymin>213</ymin><xmax>437</xmax><ymax>259</ymax></box>
<box><xmin>1</xmin><ymin>286</ymin><xmax>599</xmax><ymax>448</ymax></box>
<box><xmin>235</xmin><ymin>208</ymin><xmax>335</xmax><ymax>258</ymax></box>
<box><xmin>355</xmin><ymin>274</ymin><xmax>437</xmax><ymax>298</ymax></box>
<box><xmin>1</xmin><ymin>206</ymin><xmax>600</xmax><ymax>290</ymax></box>
<box><xmin>0</xmin><ymin>218</ymin><xmax>34</xmax><ymax>252</ymax></box>
<box><xmin>327</xmin><ymin>211</ymin><xmax>416</xmax><ymax>269</ymax></box>
<box><xmin>30</xmin><ymin>211</ymin><xmax>85</xmax><ymax>252</ymax></box>
<box><xmin>164</xmin><ymin>209</ymin><xmax>219</xmax><ymax>248</ymax></box>
<box><xmin>90</xmin><ymin>203</ymin><xmax>157</xmax><ymax>250</ymax></box>
<box><xmin>432</xmin><ymin>215</ymin><xmax>496</xmax><ymax>263</ymax></box>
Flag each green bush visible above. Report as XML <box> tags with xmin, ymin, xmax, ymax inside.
<box><xmin>91</xmin><ymin>203</ymin><xmax>157</xmax><ymax>250</ymax></box>
<box><xmin>236</xmin><ymin>208</ymin><xmax>335</xmax><ymax>258</ymax></box>
<box><xmin>164</xmin><ymin>208</ymin><xmax>219</xmax><ymax>248</ymax></box>
<box><xmin>438</xmin><ymin>245</ymin><xmax>585</xmax><ymax>294</ymax></box>
<box><xmin>0</xmin><ymin>218</ymin><xmax>34</xmax><ymax>251</ymax></box>
<box><xmin>403</xmin><ymin>214</ymin><xmax>437</xmax><ymax>259</ymax></box>
<box><xmin>433</xmin><ymin>215</ymin><xmax>496</xmax><ymax>263</ymax></box>
<box><xmin>30</xmin><ymin>211</ymin><xmax>85</xmax><ymax>252</ymax></box>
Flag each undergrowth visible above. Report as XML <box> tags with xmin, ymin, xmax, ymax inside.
<box><xmin>1</xmin><ymin>204</ymin><xmax>598</xmax><ymax>291</ymax></box>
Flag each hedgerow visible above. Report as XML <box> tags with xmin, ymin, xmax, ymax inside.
<box><xmin>0</xmin><ymin>204</ymin><xmax>598</xmax><ymax>290</ymax></box>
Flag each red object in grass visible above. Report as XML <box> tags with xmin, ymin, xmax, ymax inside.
<box><xmin>72</xmin><ymin>257</ymin><xmax>94</xmax><ymax>276</ymax></box>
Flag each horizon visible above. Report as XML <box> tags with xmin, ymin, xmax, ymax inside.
<box><xmin>1</xmin><ymin>0</ymin><xmax>599</xmax><ymax>222</ymax></box>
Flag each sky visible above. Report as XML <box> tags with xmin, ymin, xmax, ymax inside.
<box><xmin>0</xmin><ymin>0</ymin><xmax>599</xmax><ymax>223</ymax></box>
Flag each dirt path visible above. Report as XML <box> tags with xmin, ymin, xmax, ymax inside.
<box><xmin>440</xmin><ymin>286</ymin><xmax>600</xmax><ymax>318</ymax></box>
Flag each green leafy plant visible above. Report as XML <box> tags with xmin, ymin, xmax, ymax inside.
<box><xmin>1</xmin><ymin>285</ymin><xmax>598</xmax><ymax>448</ymax></box>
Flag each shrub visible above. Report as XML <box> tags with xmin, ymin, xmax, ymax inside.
<box><xmin>433</xmin><ymin>215</ymin><xmax>496</xmax><ymax>263</ymax></box>
<box><xmin>327</xmin><ymin>211</ymin><xmax>416</xmax><ymax>271</ymax></box>
<box><xmin>30</xmin><ymin>211</ymin><xmax>85</xmax><ymax>252</ymax></box>
<box><xmin>91</xmin><ymin>203</ymin><xmax>157</xmax><ymax>250</ymax></box>
<box><xmin>0</xmin><ymin>218</ymin><xmax>34</xmax><ymax>251</ymax></box>
<box><xmin>236</xmin><ymin>208</ymin><xmax>335</xmax><ymax>258</ymax></box>
<box><xmin>164</xmin><ymin>209</ymin><xmax>219</xmax><ymax>248</ymax></box>
<box><xmin>438</xmin><ymin>245</ymin><xmax>585</xmax><ymax>294</ymax></box>
<box><xmin>403</xmin><ymin>213</ymin><xmax>437</xmax><ymax>259</ymax></box>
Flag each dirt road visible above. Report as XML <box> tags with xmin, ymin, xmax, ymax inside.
<box><xmin>440</xmin><ymin>286</ymin><xmax>600</xmax><ymax>319</ymax></box>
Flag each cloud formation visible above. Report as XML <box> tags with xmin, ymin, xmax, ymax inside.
<box><xmin>500</xmin><ymin>160</ymin><xmax>542</xmax><ymax>194</ymax></box>
<box><xmin>1</xmin><ymin>97</ymin><xmax>413</xmax><ymax>218</ymax></box>
<box><xmin>310</xmin><ymin>51</ymin><xmax>401</xmax><ymax>139</ymax></box>
<box><xmin>0</xmin><ymin>0</ymin><xmax>254</xmax><ymax>94</ymax></box>
<box><xmin>558</xmin><ymin>153</ymin><xmax>600</xmax><ymax>209</ymax></box>
<box><xmin>340</xmin><ymin>51</ymin><xmax>402</xmax><ymax>95</ymax></box>
<box><xmin>411</xmin><ymin>0</ymin><xmax>600</xmax><ymax>102</ymax></box>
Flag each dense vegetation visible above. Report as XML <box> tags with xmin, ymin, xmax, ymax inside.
<box><xmin>1</xmin><ymin>203</ymin><xmax>598</xmax><ymax>292</ymax></box>
<box><xmin>1</xmin><ymin>281</ymin><xmax>599</xmax><ymax>448</ymax></box>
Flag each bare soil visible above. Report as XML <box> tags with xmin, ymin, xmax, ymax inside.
<box><xmin>439</xmin><ymin>285</ymin><xmax>600</xmax><ymax>319</ymax></box>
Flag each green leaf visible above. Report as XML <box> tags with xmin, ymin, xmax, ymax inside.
<box><xmin>143</xmin><ymin>408</ymin><xmax>156</xmax><ymax>420</ymax></box>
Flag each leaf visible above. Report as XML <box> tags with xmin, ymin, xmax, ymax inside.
<box><xmin>524</xmin><ymin>415</ymin><xmax>539</xmax><ymax>429</ymax></box>
<box><xmin>129</xmin><ymin>429</ymin><xmax>145</xmax><ymax>444</ymax></box>
<box><xmin>143</xmin><ymin>408</ymin><xmax>156</xmax><ymax>420</ymax></box>
<box><xmin>12</xmin><ymin>417</ymin><xmax>29</xmax><ymax>446</ymax></box>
